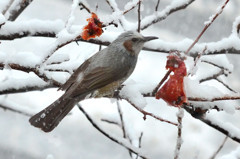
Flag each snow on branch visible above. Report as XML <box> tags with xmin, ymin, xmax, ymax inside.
<box><xmin>0</xmin><ymin>0</ymin><xmax>240</xmax><ymax>158</ymax></box>
<box><xmin>140</xmin><ymin>0</ymin><xmax>195</xmax><ymax>30</ymax></box>
<box><xmin>6</xmin><ymin>0</ymin><xmax>34</xmax><ymax>21</ymax></box>
<box><xmin>0</xmin><ymin>19</ymin><xmax>64</xmax><ymax>40</ymax></box>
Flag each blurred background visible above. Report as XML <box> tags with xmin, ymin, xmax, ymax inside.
<box><xmin>0</xmin><ymin>0</ymin><xmax>240</xmax><ymax>159</ymax></box>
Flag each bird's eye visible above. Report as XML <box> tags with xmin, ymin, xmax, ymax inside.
<box><xmin>131</xmin><ymin>38</ymin><xmax>138</xmax><ymax>42</ymax></box>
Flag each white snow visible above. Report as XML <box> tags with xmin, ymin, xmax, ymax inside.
<box><xmin>0</xmin><ymin>13</ymin><xmax>6</xmax><ymax>25</ymax></box>
<box><xmin>65</xmin><ymin>0</ymin><xmax>79</xmax><ymax>32</ymax></box>
<box><xmin>0</xmin><ymin>0</ymin><xmax>240</xmax><ymax>159</ymax></box>
<box><xmin>120</xmin><ymin>80</ymin><xmax>147</xmax><ymax>109</ymax></box>
<box><xmin>220</xmin><ymin>147</ymin><xmax>240</xmax><ymax>159</ymax></box>
<box><xmin>141</xmin><ymin>0</ymin><xmax>193</xmax><ymax>30</ymax></box>
<box><xmin>184</xmin><ymin>77</ymin><xmax>224</xmax><ymax>99</ymax></box>
<box><xmin>0</xmin><ymin>70</ymin><xmax>46</xmax><ymax>92</ymax></box>
<box><xmin>206</xmin><ymin>114</ymin><xmax>240</xmax><ymax>139</ymax></box>
<box><xmin>0</xmin><ymin>19</ymin><xmax>65</xmax><ymax>36</ymax></box>
<box><xmin>201</xmin><ymin>55</ymin><xmax>233</xmax><ymax>72</ymax></box>
<box><xmin>0</xmin><ymin>51</ymin><xmax>41</xmax><ymax>67</ymax></box>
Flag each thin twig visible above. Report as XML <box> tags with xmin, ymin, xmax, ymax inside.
<box><xmin>77</xmin><ymin>103</ymin><xmax>149</xmax><ymax>159</ymax></box>
<box><xmin>201</xmin><ymin>60</ymin><xmax>231</xmax><ymax>73</ymax></box>
<box><xmin>136</xmin><ymin>132</ymin><xmax>145</xmax><ymax>159</ymax></box>
<box><xmin>117</xmin><ymin>100</ymin><xmax>127</xmax><ymax>138</ymax></box>
<box><xmin>215</xmin><ymin>78</ymin><xmax>237</xmax><ymax>93</ymax></box>
<box><xmin>0</xmin><ymin>84</ymin><xmax>56</xmax><ymax>95</ymax></box>
<box><xmin>122</xmin><ymin>97</ymin><xmax>178</xmax><ymax>126</ymax></box>
<box><xmin>101</xmin><ymin>118</ymin><xmax>119</xmax><ymax>125</ymax></box>
<box><xmin>141</xmin><ymin>0</ymin><xmax>195</xmax><ymax>30</ymax></box>
<box><xmin>188</xmin><ymin>96</ymin><xmax>240</xmax><ymax>102</ymax></box>
<box><xmin>185</xmin><ymin>0</ymin><xmax>230</xmax><ymax>55</ymax></box>
<box><xmin>137</xmin><ymin>0</ymin><xmax>142</xmax><ymax>33</ymax></box>
<box><xmin>174</xmin><ymin>108</ymin><xmax>184</xmax><ymax>159</ymax></box>
<box><xmin>209</xmin><ymin>136</ymin><xmax>228</xmax><ymax>159</ymax></box>
<box><xmin>152</xmin><ymin>70</ymin><xmax>172</xmax><ymax>96</ymax></box>
<box><xmin>116</xmin><ymin>100</ymin><xmax>134</xmax><ymax>158</ymax></box>
<box><xmin>79</xmin><ymin>2</ymin><xmax>91</xmax><ymax>13</ymax></box>
<box><xmin>123</xmin><ymin>1</ymin><xmax>142</xmax><ymax>15</ymax></box>
<box><xmin>199</xmin><ymin>70</ymin><xmax>225</xmax><ymax>83</ymax></box>
<box><xmin>0</xmin><ymin>103</ymin><xmax>32</xmax><ymax>117</ymax></box>
<box><xmin>183</xmin><ymin>105</ymin><xmax>240</xmax><ymax>144</ymax></box>
<box><xmin>105</xmin><ymin>0</ymin><xmax>124</xmax><ymax>28</ymax></box>
<box><xmin>155</xmin><ymin>0</ymin><xmax>161</xmax><ymax>12</ymax></box>
<box><xmin>188</xmin><ymin>46</ymin><xmax>207</xmax><ymax>76</ymax></box>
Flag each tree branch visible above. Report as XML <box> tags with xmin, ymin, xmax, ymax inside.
<box><xmin>141</xmin><ymin>0</ymin><xmax>195</xmax><ymax>30</ymax></box>
<box><xmin>77</xmin><ymin>103</ymin><xmax>149</xmax><ymax>159</ymax></box>
<box><xmin>0</xmin><ymin>103</ymin><xmax>32</xmax><ymax>117</ymax></box>
<box><xmin>209</xmin><ymin>136</ymin><xmax>228</xmax><ymax>159</ymax></box>
<box><xmin>0</xmin><ymin>84</ymin><xmax>56</xmax><ymax>95</ymax></box>
<box><xmin>121</xmin><ymin>96</ymin><xmax>178</xmax><ymax>126</ymax></box>
<box><xmin>8</xmin><ymin>0</ymin><xmax>34</xmax><ymax>21</ymax></box>
<box><xmin>0</xmin><ymin>63</ymin><xmax>62</xmax><ymax>87</ymax></box>
<box><xmin>137</xmin><ymin>0</ymin><xmax>142</xmax><ymax>33</ymax></box>
<box><xmin>185</xmin><ymin>0</ymin><xmax>230</xmax><ymax>55</ymax></box>
<box><xmin>183</xmin><ymin>105</ymin><xmax>240</xmax><ymax>143</ymax></box>
<box><xmin>174</xmin><ymin>108</ymin><xmax>184</xmax><ymax>159</ymax></box>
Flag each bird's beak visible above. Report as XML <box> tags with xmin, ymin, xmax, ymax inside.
<box><xmin>143</xmin><ymin>36</ymin><xmax>158</xmax><ymax>42</ymax></box>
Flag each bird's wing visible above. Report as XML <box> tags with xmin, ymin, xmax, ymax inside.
<box><xmin>58</xmin><ymin>59</ymin><xmax>90</xmax><ymax>91</ymax></box>
<box><xmin>70</xmin><ymin>66</ymin><xmax>126</xmax><ymax>98</ymax></box>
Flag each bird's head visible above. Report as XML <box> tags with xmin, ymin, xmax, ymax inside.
<box><xmin>111</xmin><ymin>31</ymin><xmax>158</xmax><ymax>56</ymax></box>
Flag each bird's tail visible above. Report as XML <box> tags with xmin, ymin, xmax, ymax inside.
<box><xmin>29</xmin><ymin>96</ymin><xmax>80</xmax><ymax>132</ymax></box>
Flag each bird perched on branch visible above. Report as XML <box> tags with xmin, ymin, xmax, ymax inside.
<box><xmin>29</xmin><ymin>31</ymin><xmax>158</xmax><ymax>132</ymax></box>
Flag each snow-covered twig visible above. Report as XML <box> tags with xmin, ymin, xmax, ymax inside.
<box><xmin>183</xmin><ymin>105</ymin><xmax>240</xmax><ymax>144</ymax></box>
<box><xmin>105</xmin><ymin>0</ymin><xmax>125</xmax><ymax>29</ymax></box>
<box><xmin>174</xmin><ymin>108</ymin><xmax>184</xmax><ymax>159</ymax></box>
<box><xmin>199</xmin><ymin>69</ymin><xmax>225</xmax><ymax>83</ymax></box>
<box><xmin>201</xmin><ymin>60</ymin><xmax>231</xmax><ymax>74</ymax></box>
<box><xmin>188</xmin><ymin>95</ymin><xmax>240</xmax><ymax>102</ymax></box>
<box><xmin>7</xmin><ymin>0</ymin><xmax>34</xmax><ymax>21</ymax></box>
<box><xmin>141</xmin><ymin>0</ymin><xmax>195</xmax><ymax>30</ymax></box>
<box><xmin>0</xmin><ymin>63</ymin><xmax>61</xmax><ymax>86</ymax></box>
<box><xmin>121</xmin><ymin>96</ymin><xmax>178</xmax><ymax>126</ymax></box>
<box><xmin>65</xmin><ymin>0</ymin><xmax>79</xmax><ymax>32</ymax></box>
<box><xmin>209</xmin><ymin>136</ymin><xmax>228</xmax><ymax>159</ymax></box>
<box><xmin>77</xmin><ymin>103</ymin><xmax>149</xmax><ymax>159</ymax></box>
<box><xmin>188</xmin><ymin>46</ymin><xmax>207</xmax><ymax>76</ymax></box>
<box><xmin>0</xmin><ymin>20</ymin><xmax>64</xmax><ymax>40</ymax></box>
<box><xmin>185</xmin><ymin>0</ymin><xmax>230</xmax><ymax>55</ymax></box>
<box><xmin>2</xmin><ymin>0</ymin><xmax>14</xmax><ymax>15</ymax></box>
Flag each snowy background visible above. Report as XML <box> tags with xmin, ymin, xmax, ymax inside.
<box><xmin>0</xmin><ymin>0</ymin><xmax>240</xmax><ymax>159</ymax></box>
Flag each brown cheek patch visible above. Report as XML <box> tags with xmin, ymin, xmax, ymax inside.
<box><xmin>123</xmin><ymin>40</ymin><xmax>134</xmax><ymax>53</ymax></box>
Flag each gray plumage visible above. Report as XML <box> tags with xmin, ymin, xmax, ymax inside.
<box><xmin>29</xmin><ymin>31</ymin><xmax>158</xmax><ymax>132</ymax></box>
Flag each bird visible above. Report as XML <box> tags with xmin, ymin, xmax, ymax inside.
<box><xmin>29</xmin><ymin>31</ymin><xmax>158</xmax><ymax>132</ymax></box>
